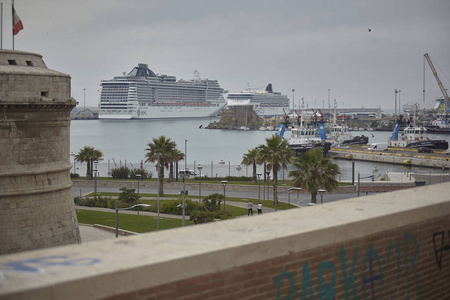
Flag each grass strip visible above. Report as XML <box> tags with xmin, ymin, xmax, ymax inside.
<box><xmin>77</xmin><ymin>209</ymin><xmax>194</xmax><ymax>233</ymax></box>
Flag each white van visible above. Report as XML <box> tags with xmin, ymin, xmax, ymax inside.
<box><xmin>368</xmin><ymin>142</ymin><xmax>388</xmax><ymax>151</ymax></box>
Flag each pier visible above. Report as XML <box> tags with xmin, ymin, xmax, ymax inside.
<box><xmin>330</xmin><ymin>145</ymin><xmax>450</xmax><ymax>169</ymax></box>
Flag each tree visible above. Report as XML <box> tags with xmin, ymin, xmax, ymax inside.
<box><xmin>241</xmin><ymin>148</ymin><xmax>260</xmax><ymax>184</ymax></box>
<box><xmin>118</xmin><ymin>187</ymin><xmax>138</xmax><ymax>204</ymax></box>
<box><xmin>256</xmin><ymin>135</ymin><xmax>294</xmax><ymax>206</ymax></box>
<box><xmin>288</xmin><ymin>147</ymin><xmax>341</xmax><ymax>203</ymax></box>
<box><xmin>145</xmin><ymin>136</ymin><xmax>180</xmax><ymax>197</ymax></box>
<box><xmin>75</xmin><ymin>146</ymin><xmax>103</xmax><ymax>180</ymax></box>
<box><xmin>167</xmin><ymin>148</ymin><xmax>185</xmax><ymax>181</ymax></box>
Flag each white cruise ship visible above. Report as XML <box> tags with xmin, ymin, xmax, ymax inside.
<box><xmin>98</xmin><ymin>64</ymin><xmax>226</xmax><ymax>119</ymax></box>
<box><xmin>226</xmin><ymin>84</ymin><xmax>290</xmax><ymax>117</ymax></box>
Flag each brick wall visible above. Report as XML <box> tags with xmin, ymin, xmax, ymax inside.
<box><xmin>0</xmin><ymin>183</ymin><xmax>449</xmax><ymax>299</ymax></box>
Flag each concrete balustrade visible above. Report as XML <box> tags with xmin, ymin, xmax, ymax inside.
<box><xmin>0</xmin><ymin>182</ymin><xmax>449</xmax><ymax>299</ymax></box>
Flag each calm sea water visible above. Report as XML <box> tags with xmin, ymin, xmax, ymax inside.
<box><xmin>70</xmin><ymin>118</ymin><xmax>448</xmax><ymax>180</ymax></box>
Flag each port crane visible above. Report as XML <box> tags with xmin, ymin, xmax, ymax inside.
<box><xmin>424</xmin><ymin>53</ymin><xmax>450</xmax><ymax>112</ymax></box>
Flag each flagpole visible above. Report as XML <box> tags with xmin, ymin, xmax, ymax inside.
<box><xmin>1</xmin><ymin>3</ymin><xmax>3</xmax><ymax>49</ymax></box>
<box><xmin>11</xmin><ymin>0</ymin><xmax>14</xmax><ymax>50</ymax></box>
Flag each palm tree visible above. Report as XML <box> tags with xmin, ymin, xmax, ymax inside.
<box><xmin>145</xmin><ymin>136</ymin><xmax>178</xmax><ymax>197</ymax></box>
<box><xmin>75</xmin><ymin>146</ymin><xmax>103</xmax><ymax>180</ymax></box>
<box><xmin>241</xmin><ymin>148</ymin><xmax>260</xmax><ymax>184</ymax></box>
<box><xmin>257</xmin><ymin>135</ymin><xmax>294</xmax><ymax>206</ymax></box>
<box><xmin>288</xmin><ymin>147</ymin><xmax>341</xmax><ymax>204</ymax></box>
<box><xmin>168</xmin><ymin>149</ymin><xmax>185</xmax><ymax>181</ymax></box>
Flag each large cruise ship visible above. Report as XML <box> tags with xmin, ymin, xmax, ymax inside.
<box><xmin>226</xmin><ymin>84</ymin><xmax>290</xmax><ymax>117</ymax></box>
<box><xmin>98</xmin><ymin>64</ymin><xmax>226</xmax><ymax>119</ymax></box>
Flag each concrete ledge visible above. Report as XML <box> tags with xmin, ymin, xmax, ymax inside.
<box><xmin>0</xmin><ymin>183</ymin><xmax>449</xmax><ymax>299</ymax></box>
<box><xmin>92</xmin><ymin>224</ymin><xmax>139</xmax><ymax>236</ymax></box>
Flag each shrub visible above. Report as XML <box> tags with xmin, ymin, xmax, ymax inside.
<box><xmin>190</xmin><ymin>209</ymin><xmax>215</xmax><ymax>224</ymax></box>
<box><xmin>111</xmin><ymin>166</ymin><xmax>131</xmax><ymax>179</ymax></box>
<box><xmin>118</xmin><ymin>187</ymin><xmax>137</xmax><ymax>204</ymax></box>
<box><xmin>70</xmin><ymin>173</ymin><xmax>80</xmax><ymax>179</ymax></box>
<box><xmin>203</xmin><ymin>193</ymin><xmax>223</xmax><ymax>212</ymax></box>
<box><xmin>160</xmin><ymin>199</ymin><xmax>202</xmax><ymax>215</ymax></box>
<box><xmin>215</xmin><ymin>210</ymin><xmax>232</xmax><ymax>220</ymax></box>
<box><xmin>74</xmin><ymin>196</ymin><xmax>112</xmax><ymax>208</ymax></box>
<box><xmin>130</xmin><ymin>168</ymin><xmax>152</xmax><ymax>179</ymax></box>
<box><xmin>73</xmin><ymin>196</ymin><xmax>96</xmax><ymax>207</ymax></box>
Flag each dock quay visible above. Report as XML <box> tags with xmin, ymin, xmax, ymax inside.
<box><xmin>329</xmin><ymin>146</ymin><xmax>450</xmax><ymax>169</ymax></box>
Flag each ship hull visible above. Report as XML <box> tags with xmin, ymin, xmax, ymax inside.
<box><xmin>99</xmin><ymin>102</ymin><xmax>225</xmax><ymax>119</ymax></box>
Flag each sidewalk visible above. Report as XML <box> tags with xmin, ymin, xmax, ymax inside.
<box><xmin>227</xmin><ymin>201</ymin><xmax>275</xmax><ymax>215</ymax></box>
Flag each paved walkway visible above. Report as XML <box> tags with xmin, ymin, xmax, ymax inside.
<box><xmin>78</xmin><ymin>224</ymin><xmax>116</xmax><ymax>242</ymax></box>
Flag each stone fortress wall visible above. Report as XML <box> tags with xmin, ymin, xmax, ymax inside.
<box><xmin>0</xmin><ymin>50</ymin><xmax>80</xmax><ymax>254</ymax></box>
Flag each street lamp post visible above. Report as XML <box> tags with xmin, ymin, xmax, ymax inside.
<box><xmin>263</xmin><ymin>163</ymin><xmax>266</xmax><ymax>200</ymax></box>
<box><xmin>221</xmin><ymin>181</ymin><xmax>227</xmax><ymax>213</ymax></box>
<box><xmin>197</xmin><ymin>165</ymin><xmax>203</xmax><ymax>202</ymax></box>
<box><xmin>136</xmin><ymin>174</ymin><xmax>142</xmax><ymax>215</ymax></box>
<box><xmin>257</xmin><ymin>173</ymin><xmax>262</xmax><ymax>201</ymax></box>
<box><xmin>287</xmin><ymin>187</ymin><xmax>302</xmax><ymax>206</ymax></box>
<box><xmin>357</xmin><ymin>172</ymin><xmax>374</xmax><ymax>197</ymax></box>
<box><xmin>155</xmin><ymin>153</ymin><xmax>162</xmax><ymax>229</ymax></box>
<box><xmin>93</xmin><ymin>160</ymin><xmax>98</xmax><ymax>198</ymax></box>
<box><xmin>266</xmin><ymin>171</ymin><xmax>271</xmax><ymax>201</ymax></box>
<box><xmin>292</xmin><ymin>89</ymin><xmax>295</xmax><ymax>111</ymax></box>
<box><xmin>182</xmin><ymin>139</ymin><xmax>188</xmax><ymax>226</ymax></box>
<box><xmin>115</xmin><ymin>201</ymin><xmax>151</xmax><ymax>238</ymax></box>
<box><xmin>318</xmin><ymin>189</ymin><xmax>326</xmax><ymax>204</ymax></box>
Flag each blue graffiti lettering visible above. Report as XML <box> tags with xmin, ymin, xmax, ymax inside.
<box><xmin>362</xmin><ymin>248</ymin><xmax>382</xmax><ymax>300</ymax></box>
<box><xmin>274</xmin><ymin>271</ymin><xmax>296</xmax><ymax>300</ymax></box>
<box><xmin>340</xmin><ymin>246</ymin><xmax>359</xmax><ymax>300</ymax></box>
<box><xmin>301</xmin><ymin>262</ymin><xmax>315</xmax><ymax>300</ymax></box>
<box><xmin>318</xmin><ymin>261</ymin><xmax>336</xmax><ymax>300</ymax></box>
<box><xmin>0</xmin><ymin>255</ymin><xmax>101</xmax><ymax>274</ymax></box>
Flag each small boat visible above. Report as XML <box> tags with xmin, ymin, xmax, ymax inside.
<box><xmin>326</xmin><ymin>100</ymin><xmax>369</xmax><ymax>146</ymax></box>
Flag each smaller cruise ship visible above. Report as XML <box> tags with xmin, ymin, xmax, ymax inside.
<box><xmin>226</xmin><ymin>84</ymin><xmax>290</xmax><ymax>117</ymax></box>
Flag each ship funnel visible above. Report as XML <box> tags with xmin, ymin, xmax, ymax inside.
<box><xmin>265</xmin><ymin>83</ymin><xmax>273</xmax><ymax>93</ymax></box>
<box><xmin>131</xmin><ymin>63</ymin><xmax>156</xmax><ymax>77</ymax></box>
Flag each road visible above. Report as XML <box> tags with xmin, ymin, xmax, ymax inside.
<box><xmin>72</xmin><ymin>182</ymin><xmax>366</xmax><ymax>207</ymax></box>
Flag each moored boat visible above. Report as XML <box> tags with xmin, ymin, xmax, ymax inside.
<box><xmin>389</xmin><ymin>118</ymin><xmax>448</xmax><ymax>149</ymax></box>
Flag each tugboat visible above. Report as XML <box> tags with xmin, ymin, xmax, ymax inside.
<box><xmin>388</xmin><ymin>115</ymin><xmax>448</xmax><ymax>150</ymax></box>
<box><xmin>326</xmin><ymin>100</ymin><xmax>369</xmax><ymax>146</ymax></box>
<box><xmin>276</xmin><ymin>106</ymin><xmax>331</xmax><ymax>156</ymax></box>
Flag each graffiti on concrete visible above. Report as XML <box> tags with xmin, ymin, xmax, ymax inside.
<box><xmin>433</xmin><ymin>230</ymin><xmax>450</xmax><ymax>269</ymax></box>
<box><xmin>274</xmin><ymin>233</ymin><xmax>423</xmax><ymax>300</ymax></box>
<box><xmin>0</xmin><ymin>255</ymin><xmax>101</xmax><ymax>276</ymax></box>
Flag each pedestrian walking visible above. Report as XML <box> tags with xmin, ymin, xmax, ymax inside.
<box><xmin>247</xmin><ymin>200</ymin><xmax>253</xmax><ymax>216</ymax></box>
<box><xmin>257</xmin><ymin>202</ymin><xmax>262</xmax><ymax>215</ymax></box>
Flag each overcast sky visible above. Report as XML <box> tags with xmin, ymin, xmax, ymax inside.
<box><xmin>4</xmin><ymin>0</ymin><xmax>450</xmax><ymax>111</ymax></box>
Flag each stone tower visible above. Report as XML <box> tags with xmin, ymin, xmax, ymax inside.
<box><xmin>0</xmin><ymin>50</ymin><xmax>81</xmax><ymax>254</ymax></box>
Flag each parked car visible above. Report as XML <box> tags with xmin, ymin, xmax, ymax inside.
<box><xmin>446</xmin><ymin>148</ymin><xmax>450</xmax><ymax>155</ymax></box>
<box><xmin>178</xmin><ymin>168</ymin><xmax>196</xmax><ymax>177</ymax></box>
<box><xmin>417</xmin><ymin>147</ymin><xmax>433</xmax><ymax>153</ymax></box>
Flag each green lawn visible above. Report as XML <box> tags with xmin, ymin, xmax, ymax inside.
<box><xmin>76</xmin><ymin>209</ymin><xmax>194</xmax><ymax>233</ymax></box>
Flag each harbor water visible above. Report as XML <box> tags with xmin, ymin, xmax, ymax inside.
<box><xmin>70</xmin><ymin>118</ymin><xmax>449</xmax><ymax>181</ymax></box>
